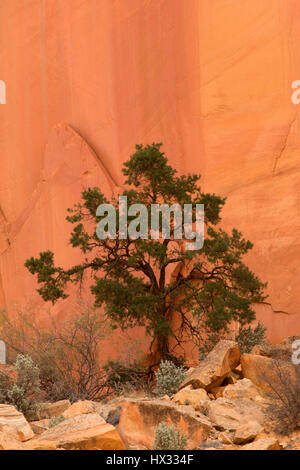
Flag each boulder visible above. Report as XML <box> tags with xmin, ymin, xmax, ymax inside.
<box><xmin>36</xmin><ymin>413</ymin><xmax>125</xmax><ymax>450</ymax></box>
<box><xmin>172</xmin><ymin>386</ymin><xmax>209</xmax><ymax>407</ymax></box>
<box><xmin>0</xmin><ymin>404</ymin><xmax>34</xmax><ymax>441</ymax></box>
<box><xmin>62</xmin><ymin>400</ymin><xmax>102</xmax><ymax>419</ymax></box>
<box><xmin>223</xmin><ymin>378</ymin><xmax>262</xmax><ymax>402</ymax></box>
<box><xmin>0</xmin><ymin>431</ymin><xmax>27</xmax><ymax>450</ymax></box>
<box><xmin>38</xmin><ymin>400</ymin><xmax>71</xmax><ymax>419</ymax></box>
<box><xmin>252</xmin><ymin>343</ymin><xmax>292</xmax><ymax>362</ymax></box>
<box><xmin>30</xmin><ymin>418</ymin><xmax>50</xmax><ymax>435</ymax></box>
<box><xmin>233</xmin><ymin>421</ymin><xmax>263</xmax><ymax>444</ymax></box>
<box><xmin>179</xmin><ymin>340</ymin><xmax>240</xmax><ymax>391</ymax></box>
<box><xmin>63</xmin><ymin>400</ymin><xmax>122</xmax><ymax>427</ymax></box>
<box><xmin>241</xmin><ymin>438</ymin><xmax>280</xmax><ymax>450</ymax></box>
<box><xmin>241</xmin><ymin>354</ymin><xmax>298</xmax><ymax>395</ymax></box>
<box><xmin>207</xmin><ymin>397</ymin><xmax>264</xmax><ymax>431</ymax></box>
<box><xmin>118</xmin><ymin>398</ymin><xmax>213</xmax><ymax>450</ymax></box>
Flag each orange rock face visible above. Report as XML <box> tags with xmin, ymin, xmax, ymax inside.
<box><xmin>241</xmin><ymin>353</ymin><xmax>298</xmax><ymax>395</ymax></box>
<box><xmin>118</xmin><ymin>398</ymin><xmax>212</xmax><ymax>449</ymax></box>
<box><xmin>1</xmin><ymin>1</ymin><xmax>300</xmax><ymax>353</ymax></box>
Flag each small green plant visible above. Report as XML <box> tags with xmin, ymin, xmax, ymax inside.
<box><xmin>49</xmin><ymin>415</ymin><xmax>65</xmax><ymax>428</ymax></box>
<box><xmin>198</xmin><ymin>322</ymin><xmax>267</xmax><ymax>360</ymax></box>
<box><xmin>0</xmin><ymin>354</ymin><xmax>40</xmax><ymax>419</ymax></box>
<box><xmin>154</xmin><ymin>422</ymin><xmax>188</xmax><ymax>450</ymax></box>
<box><xmin>154</xmin><ymin>360</ymin><xmax>187</xmax><ymax>396</ymax></box>
<box><xmin>236</xmin><ymin>322</ymin><xmax>267</xmax><ymax>353</ymax></box>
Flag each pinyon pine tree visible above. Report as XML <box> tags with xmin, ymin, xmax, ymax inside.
<box><xmin>25</xmin><ymin>143</ymin><xmax>266</xmax><ymax>362</ymax></box>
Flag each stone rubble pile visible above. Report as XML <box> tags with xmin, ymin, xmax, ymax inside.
<box><xmin>0</xmin><ymin>337</ymin><xmax>299</xmax><ymax>450</ymax></box>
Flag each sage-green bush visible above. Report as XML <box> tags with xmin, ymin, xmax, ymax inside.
<box><xmin>154</xmin><ymin>360</ymin><xmax>187</xmax><ymax>396</ymax></box>
<box><xmin>0</xmin><ymin>354</ymin><xmax>40</xmax><ymax>419</ymax></box>
<box><xmin>154</xmin><ymin>422</ymin><xmax>188</xmax><ymax>450</ymax></box>
<box><xmin>49</xmin><ymin>415</ymin><xmax>65</xmax><ymax>428</ymax></box>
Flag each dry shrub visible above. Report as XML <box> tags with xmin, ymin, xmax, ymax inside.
<box><xmin>102</xmin><ymin>332</ymin><xmax>154</xmax><ymax>396</ymax></box>
<box><xmin>104</xmin><ymin>359</ymin><xmax>152</xmax><ymax>396</ymax></box>
<box><xmin>0</xmin><ymin>302</ymin><xmax>113</xmax><ymax>402</ymax></box>
<box><xmin>260</xmin><ymin>359</ymin><xmax>300</xmax><ymax>435</ymax></box>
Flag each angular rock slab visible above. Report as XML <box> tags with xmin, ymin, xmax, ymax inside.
<box><xmin>172</xmin><ymin>386</ymin><xmax>209</xmax><ymax>407</ymax></box>
<box><xmin>0</xmin><ymin>404</ymin><xmax>34</xmax><ymax>441</ymax></box>
<box><xmin>37</xmin><ymin>413</ymin><xmax>125</xmax><ymax>450</ymax></box>
<box><xmin>118</xmin><ymin>398</ymin><xmax>213</xmax><ymax>450</ymax></box>
<box><xmin>241</xmin><ymin>354</ymin><xmax>298</xmax><ymax>395</ymax></box>
<box><xmin>38</xmin><ymin>400</ymin><xmax>71</xmax><ymax>419</ymax></box>
<box><xmin>0</xmin><ymin>431</ymin><xmax>27</xmax><ymax>450</ymax></box>
<box><xmin>62</xmin><ymin>400</ymin><xmax>102</xmax><ymax>419</ymax></box>
<box><xmin>223</xmin><ymin>378</ymin><xmax>263</xmax><ymax>402</ymax></box>
<box><xmin>179</xmin><ymin>340</ymin><xmax>240</xmax><ymax>391</ymax></box>
<box><xmin>233</xmin><ymin>421</ymin><xmax>263</xmax><ymax>445</ymax></box>
<box><xmin>207</xmin><ymin>398</ymin><xmax>264</xmax><ymax>432</ymax></box>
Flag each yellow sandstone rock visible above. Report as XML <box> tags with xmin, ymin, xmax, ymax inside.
<box><xmin>0</xmin><ymin>404</ymin><xmax>34</xmax><ymax>441</ymax></box>
<box><xmin>172</xmin><ymin>386</ymin><xmax>209</xmax><ymax>406</ymax></box>
<box><xmin>36</xmin><ymin>413</ymin><xmax>125</xmax><ymax>450</ymax></box>
<box><xmin>179</xmin><ymin>341</ymin><xmax>240</xmax><ymax>391</ymax></box>
<box><xmin>119</xmin><ymin>398</ymin><xmax>212</xmax><ymax>450</ymax></box>
<box><xmin>38</xmin><ymin>400</ymin><xmax>71</xmax><ymax>419</ymax></box>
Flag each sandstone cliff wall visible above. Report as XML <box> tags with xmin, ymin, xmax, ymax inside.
<box><xmin>0</xmin><ymin>0</ymin><xmax>300</xmax><ymax>343</ymax></box>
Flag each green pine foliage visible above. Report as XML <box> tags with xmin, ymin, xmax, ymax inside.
<box><xmin>236</xmin><ymin>322</ymin><xmax>267</xmax><ymax>354</ymax></box>
<box><xmin>25</xmin><ymin>143</ymin><xmax>267</xmax><ymax>360</ymax></box>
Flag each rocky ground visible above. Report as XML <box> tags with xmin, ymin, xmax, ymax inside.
<box><xmin>0</xmin><ymin>338</ymin><xmax>300</xmax><ymax>451</ymax></box>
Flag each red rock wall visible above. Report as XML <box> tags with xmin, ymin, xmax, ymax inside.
<box><xmin>0</xmin><ymin>0</ymin><xmax>300</xmax><ymax>344</ymax></box>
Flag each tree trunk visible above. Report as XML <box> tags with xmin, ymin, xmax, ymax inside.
<box><xmin>156</xmin><ymin>333</ymin><xmax>170</xmax><ymax>360</ymax></box>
